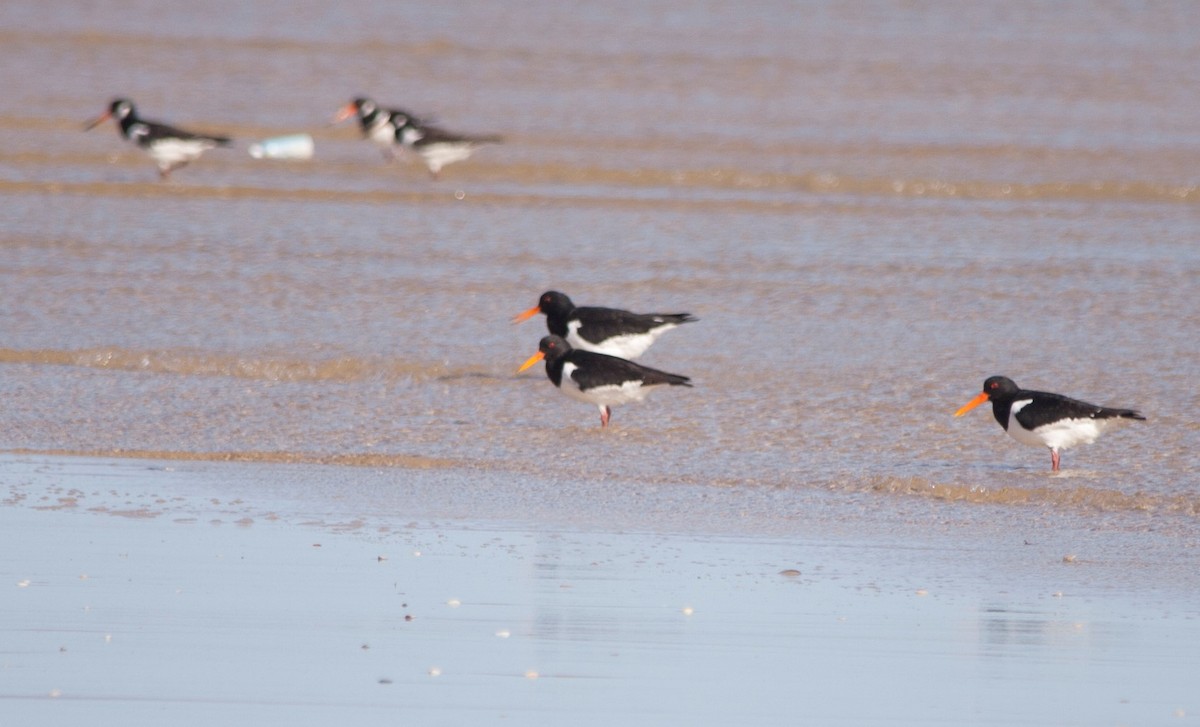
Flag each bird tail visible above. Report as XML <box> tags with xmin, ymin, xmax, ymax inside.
<box><xmin>641</xmin><ymin>367</ymin><xmax>693</xmax><ymax>388</ymax></box>
<box><xmin>652</xmin><ymin>313</ymin><xmax>698</xmax><ymax>324</ymax></box>
<box><xmin>1102</xmin><ymin>407</ymin><xmax>1146</xmax><ymax>421</ymax></box>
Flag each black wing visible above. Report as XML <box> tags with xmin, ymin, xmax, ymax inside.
<box><xmin>140</xmin><ymin>119</ymin><xmax>232</xmax><ymax>145</ymax></box>
<box><xmin>567</xmin><ymin>350</ymin><xmax>691</xmax><ymax>391</ymax></box>
<box><xmin>1013</xmin><ymin>390</ymin><xmax>1145</xmax><ymax>430</ymax></box>
<box><xmin>413</xmin><ymin>124</ymin><xmax>502</xmax><ymax>145</ymax></box>
<box><xmin>573</xmin><ymin>307</ymin><xmax>696</xmax><ymax>344</ymax></box>
<box><xmin>386</xmin><ymin>107</ymin><xmax>428</xmax><ymax>127</ymax></box>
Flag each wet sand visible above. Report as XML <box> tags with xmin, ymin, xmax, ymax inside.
<box><xmin>3</xmin><ymin>454</ymin><xmax>1198</xmax><ymax>726</ymax></box>
<box><xmin>2</xmin><ymin>1</ymin><xmax>1200</xmax><ymax>723</ymax></box>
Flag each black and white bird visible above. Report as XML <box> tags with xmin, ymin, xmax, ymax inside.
<box><xmin>84</xmin><ymin>98</ymin><xmax>232</xmax><ymax>179</ymax></box>
<box><xmin>954</xmin><ymin>375</ymin><xmax>1146</xmax><ymax>471</ymax></box>
<box><xmin>331</xmin><ymin>97</ymin><xmax>425</xmax><ymax>161</ymax></box>
<box><xmin>514</xmin><ymin>290</ymin><xmax>697</xmax><ymax>360</ymax></box>
<box><xmin>393</xmin><ymin>115</ymin><xmax>501</xmax><ymax>179</ymax></box>
<box><xmin>518</xmin><ymin>335</ymin><xmax>692</xmax><ymax>427</ymax></box>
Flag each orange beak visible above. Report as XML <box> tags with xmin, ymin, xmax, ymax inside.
<box><xmin>954</xmin><ymin>391</ymin><xmax>990</xmax><ymax>417</ymax></box>
<box><xmin>517</xmin><ymin>350</ymin><xmax>545</xmax><ymax>373</ymax></box>
<box><xmin>331</xmin><ymin>102</ymin><xmax>358</xmax><ymax>125</ymax></box>
<box><xmin>512</xmin><ymin>305</ymin><xmax>541</xmax><ymax>324</ymax></box>
<box><xmin>83</xmin><ymin>110</ymin><xmax>111</xmax><ymax>131</ymax></box>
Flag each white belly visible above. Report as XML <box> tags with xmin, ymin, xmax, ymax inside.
<box><xmin>367</xmin><ymin>121</ymin><xmax>395</xmax><ymax>148</ymax></box>
<box><xmin>418</xmin><ymin>142</ymin><xmax>476</xmax><ymax>173</ymax></box>
<box><xmin>559</xmin><ymin>363</ymin><xmax>653</xmax><ymax>407</ymax></box>
<box><xmin>148</xmin><ymin>138</ymin><xmax>215</xmax><ymax>167</ymax></box>
<box><xmin>1006</xmin><ymin>400</ymin><xmax>1120</xmax><ymax>451</ymax></box>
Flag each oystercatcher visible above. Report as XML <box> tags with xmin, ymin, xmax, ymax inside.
<box><xmin>331</xmin><ymin>97</ymin><xmax>425</xmax><ymax>161</ymax></box>
<box><xmin>393</xmin><ymin>116</ymin><xmax>501</xmax><ymax>179</ymax></box>
<box><xmin>954</xmin><ymin>375</ymin><xmax>1146</xmax><ymax>471</ymax></box>
<box><xmin>513</xmin><ymin>290</ymin><xmax>697</xmax><ymax>360</ymax></box>
<box><xmin>84</xmin><ymin>98</ymin><xmax>232</xmax><ymax>180</ymax></box>
<box><xmin>518</xmin><ymin>335</ymin><xmax>692</xmax><ymax>427</ymax></box>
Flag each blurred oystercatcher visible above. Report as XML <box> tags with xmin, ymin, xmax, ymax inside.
<box><xmin>84</xmin><ymin>98</ymin><xmax>232</xmax><ymax>180</ymax></box>
<box><xmin>393</xmin><ymin>116</ymin><xmax>501</xmax><ymax>179</ymax></box>
<box><xmin>518</xmin><ymin>335</ymin><xmax>692</xmax><ymax>427</ymax></box>
<box><xmin>514</xmin><ymin>290</ymin><xmax>697</xmax><ymax>360</ymax></box>
<box><xmin>331</xmin><ymin>97</ymin><xmax>425</xmax><ymax>161</ymax></box>
<box><xmin>954</xmin><ymin>375</ymin><xmax>1146</xmax><ymax>471</ymax></box>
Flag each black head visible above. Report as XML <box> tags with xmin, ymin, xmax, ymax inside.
<box><xmin>514</xmin><ymin>291</ymin><xmax>572</xmax><ymax>325</ymax></box>
<box><xmin>109</xmin><ymin>98</ymin><xmax>136</xmax><ymax>119</ymax></box>
<box><xmin>980</xmin><ymin>376</ymin><xmax>1020</xmax><ymax>400</ymax></box>
<box><xmin>352</xmin><ymin>97</ymin><xmax>376</xmax><ymax>116</ymax></box>
<box><xmin>85</xmin><ymin>98</ymin><xmax>136</xmax><ymax>132</ymax></box>
<box><xmin>538</xmin><ymin>334</ymin><xmax>573</xmax><ymax>360</ymax></box>
<box><xmin>955</xmin><ymin>375</ymin><xmax>1020</xmax><ymax>417</ymax></box>
<box><xmin>348</xmin><ymin>97</ymin><xmax>389</xmax><ymax>128</ymax></box>
<box><xmin>536</xmin><ymin>291</ymin><xmax>575</xmax><ymax>317</ymax></box>
<box><xmin>390</xmin><ymin>111</ymin><xmax>424</xmax><ymax>139</ymax></box>
<box><xmin>517</xmin><ymin>334</ymin><xmax>573</xmax><ymax>373</ymax></box>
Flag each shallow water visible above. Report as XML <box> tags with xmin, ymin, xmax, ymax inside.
<box><xmin>1</xmin><ymin>0</ymin><xmax>1198</xmax><ymax>606</ymax></box>
<box><xmin>2</xmin><ymin>456</ymin><xmax>1197</xmax><ymax>726</ymax></box>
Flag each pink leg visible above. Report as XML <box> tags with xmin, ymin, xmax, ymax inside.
<box><xmin>159</xmin><ymin>161</ymin><xmax>186</xmax><ymax>180</ymax></box>
<box><xmin>1050</xmin><ymin>449</ymin><xmax>1061</xmax><ymax>472</ymax></box>
<box><xmin>599</xmin><ymin>406</ymin><xmax>611</xmax><ymax>427</ymax></box>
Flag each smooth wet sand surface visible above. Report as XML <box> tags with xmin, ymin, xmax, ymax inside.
<box><xmin>4</xmin><ymin>455</ymin><xmax>1198</xmax><ymax>726</ymax></box>
<box><xmin>2</xmin><ymin>1</ymin><xmax>1199</xmax><ymax>724</ymax></box>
